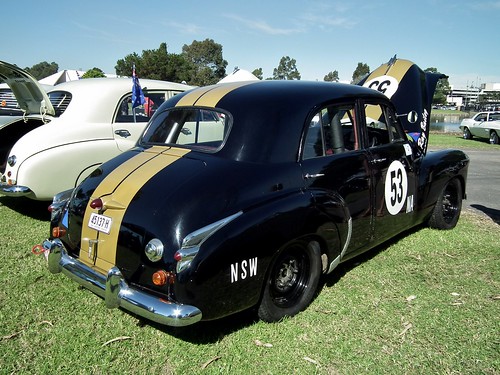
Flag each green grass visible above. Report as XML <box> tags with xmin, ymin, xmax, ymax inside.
<box><xmin>1</xmin><ymin>195</ymin><xmax>499</xmax><ymax>374</ymax></box>
<box><xmin>429</xmin><ymin>132</ymin><xmax>500</xmax><ymax>151</ymax></box>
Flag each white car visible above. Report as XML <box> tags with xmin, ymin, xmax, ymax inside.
<box><xmin>0</xmin><ymin>60</ymin><xmax>192</xmax><ymax>200</ymax></box>
<box><xmin>459</xmin><ymin>111</ymin><xmax>500</xmax><ymax>144</ymax></box>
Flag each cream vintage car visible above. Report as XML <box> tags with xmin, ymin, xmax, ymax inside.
<box><xmin>459</xmin><ymin>111</ymin><xmax>500</xmax><ymax>144</ymax></box>
<box><xmin>0</xmin><ymin>60</ymin><xmax>191</xmax><ymax>200</ymax></box>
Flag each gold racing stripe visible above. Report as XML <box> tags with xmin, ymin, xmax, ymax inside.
<box><xmin>193</xmin><ymin>81</ymin><xmax>257</xmax><ymax>107</ymax></box>
<box><xmin>175</xmin><ymin>85</ymin><xmax>215</xmax><ymax>107</ymax></box>
<box><xmin>175</xmin><ymin>81</ymin><xmax>257</xmax><ymax>107</ymax></box>
<box><xmin>366</xmin><ymin>58</ymin><xmax>414</xmax><ymax>83</ymax></box>
<box><xmin>79</xmin><ymin>147</ymin><xmax>190</xmax><ymax>272</ymax></box>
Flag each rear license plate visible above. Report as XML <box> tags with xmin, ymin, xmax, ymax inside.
<box><xmin>88</xmin><ymin>213</ymin><xmax>112</xmax><ymax>234</ymax></box>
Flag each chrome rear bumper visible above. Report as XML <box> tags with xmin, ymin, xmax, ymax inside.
<box><xmin>43</xmin><ymin>239</ymin><xmax>202</xmax><ymax>327</ymax></box>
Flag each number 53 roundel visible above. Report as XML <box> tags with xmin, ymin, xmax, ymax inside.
<box><xmin>385</xmin><ymin>160</ymin><xmax>408</xmax><ymax>215</ymax></box>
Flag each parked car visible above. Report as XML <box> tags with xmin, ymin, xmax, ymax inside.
<box><xmin>459</xmin><ymin>111</ymin><xmax>500</xmax><ymax>144</ymax></box>
<box><xmin>38</xmin><ymin>58</ymin><xmax>469</xmax><ymax>327</ymax></box>
<box><xmin>0</xmin><ymin>60</ymin><xmax>192</xmax><ymax>200</ymax></box>
<box><xmin>0</xmin><ymin>64</ymin><xmax>54</xmax><ymax>174</ymax></box>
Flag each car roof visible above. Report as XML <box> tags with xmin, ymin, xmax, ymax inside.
<box><xmin>168</xmin><ymin>80</ymin><xmax>387</xmax><ymax>163</ymax></box>
<box><xmin>48</xmin><ymin>78</ymin><xmax>191</xmax><ymax>123</ymax></box>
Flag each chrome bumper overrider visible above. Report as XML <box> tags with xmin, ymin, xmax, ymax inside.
<box><xmin>0</xmin><ymin>183</ymin><xmax>33</xmax><ymax>197</ymax></box>
<box><xmin>43</xmin><ymin>239</ymin><xmax>202</xmax><ymax>327</ymax></box>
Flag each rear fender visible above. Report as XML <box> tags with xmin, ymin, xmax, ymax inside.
<box><xmin>174</xmin><ymin>190</ymin><xmax>347</xmax><ymax>320</ymax></box>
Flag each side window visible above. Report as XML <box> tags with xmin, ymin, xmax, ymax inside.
<box><xmin>363</xmin><ymin>103</ymin><xmax>403</xmax><ymax>147</ymax></box>
<box><xmin>475</xmin><ymin>113</ymin><xmax>487</xmax><ymax>122</ymax></box>
<box><xmin>303</xmin><ymin>104</ymin><xmax>357</xmax><ymax>159</ymax></box>
<box><xmin>115</xmin><ymin>92</ymin><xmax>166</xmax><ymax>123</ymax></box>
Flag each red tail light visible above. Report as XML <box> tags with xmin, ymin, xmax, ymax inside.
<box><xmin>90</xmin><ymin>198</ymin><xmax>103</xmax><ymax>210</ymax></box>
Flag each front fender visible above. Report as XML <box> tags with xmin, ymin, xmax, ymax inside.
<box><xmin>418</xmin><ymin>149</ymin><xmax>469</xmax><ymax>216</ymax></box>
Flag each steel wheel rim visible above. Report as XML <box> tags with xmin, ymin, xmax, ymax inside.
<box><xmin>270</xmin><ymin>246</ymin><xmax>310</xmax><ymax>308</ymax></box>
<box><xmin>442</xmin><ymin>184</ymin><xmax>459</xmax><ymax>223</ymax></box>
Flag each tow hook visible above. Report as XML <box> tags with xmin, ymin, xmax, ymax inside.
<box><xmin>32</xmin><ymin>243</ymin><xmax>49</xmax><ymax>261</ymax></box>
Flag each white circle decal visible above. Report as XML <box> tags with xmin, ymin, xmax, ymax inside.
<box><xmin>363</xmin><ymin>75</ymin><xmax>399</xmax><ymax>99</ymax></box>
<box><xmin>384</xmin><ymin>160</ymin><xmax>408</xmax><ymax>215</ymax></box>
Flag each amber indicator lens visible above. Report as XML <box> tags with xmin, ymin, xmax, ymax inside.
<box><xmin>52</xmin><ymin>227</ymin><xmax>66</xmax><ymax>238</ymax></box>
<box><xmin>152</xmin><ymin>270</ymin><xmax>168</xmax><ymax>286</ymax></box>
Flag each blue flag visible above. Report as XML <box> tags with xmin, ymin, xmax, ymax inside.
<box><xmin>132</xmin><ymin>65</ymin><xmax>145</xmax><ymax>109</ymax></box>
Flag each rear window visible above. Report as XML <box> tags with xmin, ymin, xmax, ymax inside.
<box><xmin>141</xmin><ymin>108</ymin><xmax>230</xmax><ymax>152</ymax></box>
<box><xmin>48</xmin><ymin>91</ymin><xmax>72</xmax><ymax>117</ymax></box>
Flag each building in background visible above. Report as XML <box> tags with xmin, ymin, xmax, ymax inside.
<box><xmin>448</xmin><ymin>82</ymin><xmax>500</xmax><ymax>111</ymax></box>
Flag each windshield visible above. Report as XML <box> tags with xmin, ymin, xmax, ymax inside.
<box><xmin>141</xmin><ymin>107</ymin><xmax>230</xmax><ymax>152</ymax></box>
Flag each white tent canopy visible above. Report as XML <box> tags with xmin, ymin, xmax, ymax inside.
<box><xmin>39</xmin><ymin>70</ymin><xmax>85</xmax><ymax>85</ymax></box>
<box><xmin>218</xmin><ymin>68</ymin><xmax>259</xmax><ymax>84</ymax></box>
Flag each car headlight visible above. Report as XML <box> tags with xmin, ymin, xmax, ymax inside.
<box><xmin>174</xmin><ymin>211</ymin><xmax>242</xmax><ymax>273</ymax></box>
<box><xmin>7</xmin><ymin>155</ymin><xmax>16</xmax><ymax>167</ymax></box>
<box><xmin>145</xmin><ymin>238</ymin><xmax>164</xmax><ymax>262</ymax></box>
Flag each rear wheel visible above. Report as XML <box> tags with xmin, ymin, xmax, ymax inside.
<box><xmin>463</xmin><ymin>127</ymin><xmax>472</xmax><ymax>140</ymax></box>
<box><xmin>258</xmin><ymin>240</ymin><xmax>321</xmax><ymax>322</ymax></box>
<box><xmin>428</xmin><ymin>178</ymin><xmax>462</xmax><ymax>229</ymax></box>
<box><xmin>490</xmin><ymin>131</ymin><xmax>499</xmax><ymax>145</ymax></box>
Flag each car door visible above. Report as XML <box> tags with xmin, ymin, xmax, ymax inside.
<box><xmin>361</xmin><ymin>101</ymin><xmax>417</xmax><ymax>243</ymax></box>
<box><xmin>301</xmin><ymin>103</ymin><xmax>373</xmax><ymax>255</ymax></box>
<box><xmin>470</xmin><ymin>113</ymin><xmax>488</xmax><ymax>137</ymax></box>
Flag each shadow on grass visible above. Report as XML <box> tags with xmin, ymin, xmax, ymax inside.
<box><xmin>0</xmin><ymin>196</ymin><xmax>51</xmax><ymax>221</ymax></box>
<box><xmin>136</xmin><ymin>308</ymin><xmax>260</xmax><ymax>343</ymax></box>
<box><xmin>470</xmin><ymin>204</ymin><xmax>500</xmax><ymax>224</ymax></box>
<box><xmin>322</xmin><ymin>224</ymin><xmax>424</xmax><ymax>288</ymax></box>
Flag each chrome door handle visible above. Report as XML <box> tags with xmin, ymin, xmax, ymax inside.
<box><xmin>304</xmin><ymin>173</ymin><xmax>325</xmax><ymax>179</ymax></box>
<box><xmin>114</xmin><ymin>129</ymin><xmax>131</xmax><ymax>138</ymax></box>
<box><xmin>370</xmin><ymin>158</ymin><xmax>387</xmax><ymax>164</ymax></box>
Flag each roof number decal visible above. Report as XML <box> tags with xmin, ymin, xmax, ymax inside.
<box><xmin>384</xmin><ymin>160</ymin><xmax>408</xmax><ymax>215</ymax></box>
<box><xmin>364</xmin><ymin>75</ymin><xmax>399</xmax><ymax>99</ymax></box>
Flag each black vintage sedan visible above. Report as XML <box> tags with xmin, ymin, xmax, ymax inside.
<box><xmin>39</xmin><ymin>58</ymin><xmax>469</xmax><ymax>327</ymax></box>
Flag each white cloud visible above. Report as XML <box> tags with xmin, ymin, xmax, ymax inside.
<box><xmin>224</xmin><ymin>14</ymin><xmax>302</xmax><ymax>35</ymax></box>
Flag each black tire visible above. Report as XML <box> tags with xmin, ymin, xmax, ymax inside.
<box><xmin>463</xmin><ymin>127</ymin><xmax>472</xmax><ymax>140</ymax></box>
<box><xmin>490</xmin><ymin>131</ymin><xmax>499</xmax><ymax>145</ymax></box>
<box><xmin>428</xmin><ymin>178</ymin><xmax>462</xmax><ymax>230</ymax></box>
<box><xmin>258</xmin><ymin>240</ymin><xmax>321</xmax><ymax>322</ymax></box>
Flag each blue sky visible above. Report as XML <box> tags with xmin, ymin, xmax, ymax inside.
<box><xmin>3</xmin><ymin>0</ymin><xmax>499</xmax><ymax>88</ymax></box>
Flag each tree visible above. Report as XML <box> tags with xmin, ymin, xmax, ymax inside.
<box><xmin>115</xmin><ymin>43</ymin><xmax>191</xmax><ymax>83</ymax></box>
<box><xmin>115</xmin><ymin>52</ymin><xmax>144</xmax><ymax>77</ymax></box>
<box><xmin>324</xmin><ymin>70</ymin><xmax>339</xmax><ymax>82</ymax></box>
<box><xmin>25</xmin><ymin>61</ymin><xmax>59</xmax><ymax>80</ymax></box>
<box><xmin>81</xmin><ymin>67</ymin><xmax>106</xmax><ymax>79</ymax></box>
<box><xmin>351</xmin><ymin>62</ymin><xmax>370</xmax><ymax>84</ymax></box>
<box><xmin>272</xmin><ymin>56</ymin><xmax>301</xmax><ymax>80</ymax></box>
<box><xmin>182</xmin><ymin>38</ymin><xmax>228</xmax><ymax>86</ymax></box>
<box><xmin>425</xmin><ymin>67</ymin><xmax>450</xmax><ymax>105</ymax></box>
<box><xmin>252</xmin><ymin>68</ymin><xmax>263</xmax><ymax>80</ymax></box>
